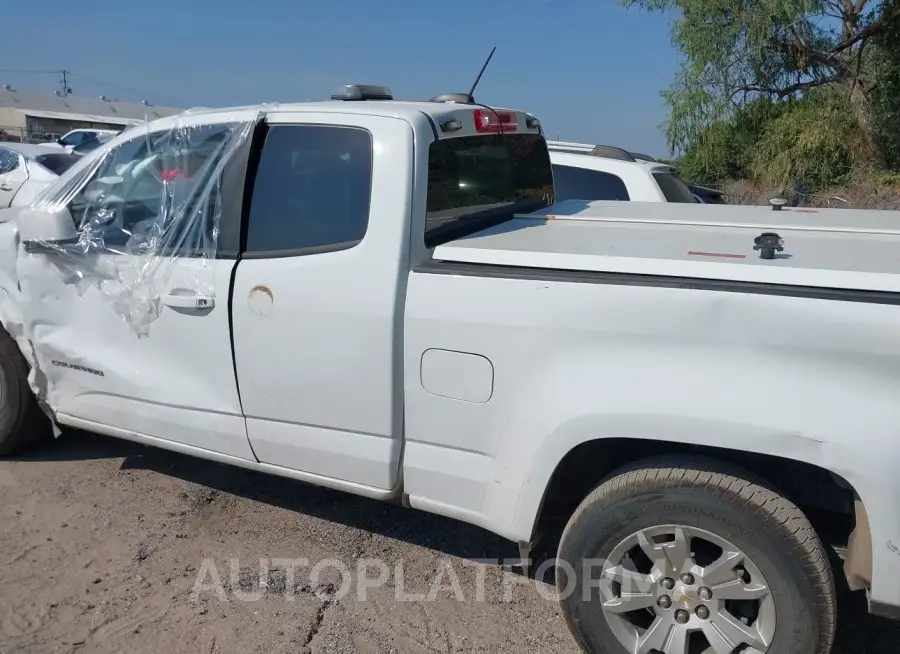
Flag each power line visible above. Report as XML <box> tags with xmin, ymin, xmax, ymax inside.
<box><xmin>0</xmin><ymin>68</ymin><xmax>60</xmax><ymax>74</ymax></box>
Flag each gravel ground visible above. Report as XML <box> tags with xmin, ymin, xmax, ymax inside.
<box><xmin>1</xmin><ymin>431</ymin><xmax>898</xmax><ymax>653</ymax></box>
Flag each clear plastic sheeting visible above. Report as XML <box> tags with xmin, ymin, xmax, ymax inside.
<box><xmin>24</xmin><ymin>113</ymin><xmax>258</xmax><ymax>335</ymax></box>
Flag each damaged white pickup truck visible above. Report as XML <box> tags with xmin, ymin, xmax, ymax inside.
<box><xmin>0</xmin><ymin>84</ymin><xmax>897</xmax><ymax>654</ymax></box>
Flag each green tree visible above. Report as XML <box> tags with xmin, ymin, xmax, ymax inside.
<box><xmin>868</xmin><ymin>0</ymin><xmax>900</xmax><ymax>168</ymax></box>
<box><xmin>674</xmin><ymin>98</ymin><xmax>786</xmax><ymax>185</ymax></box>
<box><xmin>623</xmin><ymin>0</ymin><xmax>900</xmax><ymax>164</ymax></box>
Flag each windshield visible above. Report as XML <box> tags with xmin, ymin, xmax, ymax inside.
<box><xmin>425</xmin><ymin>133</ymin><xmax>554</xmax><ymax>246</ymax></box>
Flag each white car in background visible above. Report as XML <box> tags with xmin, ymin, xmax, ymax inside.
<box><xmin>0</xmin><ymin>143</ymin><xmax>80</xmax><ymax>208</ymax></box>
<box><xmin>40</xmin><ymin>128</ymin><xmax>122</xmax><ymax>154</ymax></box>
<box><xmin>547</xmin><ymin>140</ymin><xmax>700</xmax><ymax>203</ymax></box>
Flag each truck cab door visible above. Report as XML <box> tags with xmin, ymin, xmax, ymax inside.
<box><xmin>17</xmin><ymin>112</ymin><xmax>261</xmax><ymax>460</ymax></box>
<box><xmin>230</xmin><ymin>114</ymin><xmax>413</xmax><ymax>492</ymax></box>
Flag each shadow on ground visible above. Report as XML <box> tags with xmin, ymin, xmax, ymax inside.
<box><xmin>14</xmin><ymin>430</ymin><xmax>900</xmax><ymax>653</ymax></box>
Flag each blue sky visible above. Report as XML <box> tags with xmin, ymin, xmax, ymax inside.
<box><xmin>2</xmin><ymin>0</ymin><xmax>680</xmax><ymax>156</ymax></box>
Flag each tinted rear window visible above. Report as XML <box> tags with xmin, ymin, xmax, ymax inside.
<box><xmin>425</xmin><ymin>134</ymin><xmax>554</xmax><ymax>247</ymax></box>
<box><xmin>653</xmin><ymin>172</ymin><xmax>696</xmax><ymax>203</ymax></box>
<box><xmin>552</xmin><ymin>164</ymin><xmax>630</xmax><ymax>201</ymax></box>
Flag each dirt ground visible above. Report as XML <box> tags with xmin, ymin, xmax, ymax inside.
<box><xmin>1</xmin><ymin>431</ymin><xmax>898</xmax><ymax>653</ymax></box>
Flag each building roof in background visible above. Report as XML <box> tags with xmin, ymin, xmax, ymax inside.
<box><xmin>0</xmin><ymin>89</ymin><xmax>183</xmax><ymax>124</ymax></box>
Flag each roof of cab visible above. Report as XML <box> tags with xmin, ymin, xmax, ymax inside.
<box><xmin>134</xmin><ymin>99</ymin><xmax>528</xmax><ymax>131</ymax></box>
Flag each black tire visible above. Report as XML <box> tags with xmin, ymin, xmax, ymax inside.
<box><xmin>0</xmin><ymin>329</ymin><xmax>49</xmax><ymax>456</ymax></box>
<box><xmin>556</xmin><ymin>456</ymin><xmax>836</xmax><ymax>654</ymax></box>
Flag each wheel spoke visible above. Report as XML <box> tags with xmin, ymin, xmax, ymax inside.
<box><xmin>637</xmin><ymin>526</ymin><xmax>692</xmax><ymax>577</ymax></box>
<box><xmin>711</xmin><ymin>578</ymin><xmax>770</xmax><ymax>601</ymax></box>
<box><xmin>602</xmin><ymin>590</ymin><xmax>657</xmax><ymax>614</ymax></box>
<box><xmin>703</xmin><ymin>608</ymin><xmax>769</xmax><ymax>653</ymax></box>
<box><xmin>666</xmin><ymin>526</ymin><xmax>692</xmax><ymax>575</ymax></box>
<box><xmin>700</xmin><ymin>549</ymin><xmax>744</xmax><ymax>587</ymax></box>
<box><xmin>666</xmin><ymin>623</ymin><xmax>690</xmax><ymax>654</ymax></box>
<box><xmin>636</xmin><ymin>618</ymin><xmax>690</xmax><ymax>654</ymax></box>
<box><xmin>601</xmin><ymin>564</ymin><xmax>654</xmax><ymax>595</ymax></box>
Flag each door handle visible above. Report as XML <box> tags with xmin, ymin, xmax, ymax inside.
<box><xmin>0</xmin><ymin>185</ymin><xmax>12</xmax><ymax>192</ymax></box>
<box><xmin>161</xmin><ymin>290</ymin><xmax>214</xmax><ymax>309</ymax></box>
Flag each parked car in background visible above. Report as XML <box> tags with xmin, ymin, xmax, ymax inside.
<box><xmin>39</xmin><ymin>128</ymin><xmax>121</xmax><ymax>154</ymax></box>
<box><xmin>0</xmin><ymin>143</ymin><xmax>80</xmax><ymax>208</ymax></box>
<box><xmin>547</xmin><ymin>140</ymin><xmax>698</xmax><ymax>203</ymax></box>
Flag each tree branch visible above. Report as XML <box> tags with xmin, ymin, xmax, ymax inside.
<box><xmin>731</xmin><ymin>76</ymin><xmax>839</xmax><ymax>100</ymax></box>
<box><xmin>831</xmin><ymin>11</ymin><xmax>900</xmax><ymax>55</ymax></box>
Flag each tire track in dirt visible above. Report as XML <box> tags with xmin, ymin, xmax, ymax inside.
<box><xmin>90</xmin><ymin>594</ymin><xmax>171</xmax><ymax>644</ymax></box>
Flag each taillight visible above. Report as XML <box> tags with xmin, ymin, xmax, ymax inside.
<box><xmin>473</xmin><ymin>109</ymin><xmax>518</xmax><ymax>133</ymax></box>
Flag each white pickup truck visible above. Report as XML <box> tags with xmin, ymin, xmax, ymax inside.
<box><xmin>0</xmin><ymin>85</ymin><xmax>896</xmax><ymax>654</ymax></box>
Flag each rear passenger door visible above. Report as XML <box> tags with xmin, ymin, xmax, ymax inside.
<box><xmin>552</xmin><ymin>164</ymin><xmax>630</xmax><ymax>202</ymax></box>
<box><xmin>230</xmin><ymin>113</ymin><xmax>412</xmax><ymax>492</ymax></box>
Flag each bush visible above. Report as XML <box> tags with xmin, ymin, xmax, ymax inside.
<box><xmin>748</xmin><ymin>90</ymin><xmax>869</xmax><ymax>192</ymax></box>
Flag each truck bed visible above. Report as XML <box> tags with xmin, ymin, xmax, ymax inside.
<box><xmin>431</xmin><ymin>200</ymin><xmax>900</xmax><ymax>293</ymax></box>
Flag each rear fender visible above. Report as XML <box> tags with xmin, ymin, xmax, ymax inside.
<box><xmin>477</xmin><ymin>343</ymin><xmax>900</xmax><ymax>607</ymax></box>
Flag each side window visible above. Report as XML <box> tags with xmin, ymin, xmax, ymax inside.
<box><xmin>66</xmin><ymin>123</ymin><xmax>237</xmax><ymax>253</ymax></box>
<box><xmin>0</xmin><ymin>149</ymin><xmax>20</xmax><ymax>174</ymax></box>
<box><xmin>244</xmin><ymin>125</ymin><xmax>373</xmax><ymax>256</ymax></box>
<box><xmin>652</xmin><ymin>172</ymin><xmax>698</xmax><ymax>203</ymax></box>
<box><xmin>552</xmin><ymin>164</ymin><xmax>630</xmax><ymax>202</ymax></box>
<box><xmin>59</xmin><ymin>132</ymin><xmax>85</xmax><ymax>148</ymax></box>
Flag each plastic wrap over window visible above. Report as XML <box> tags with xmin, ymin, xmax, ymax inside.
<box><xmin>26</xmin><ymin>114</ymin><xmax>258</xmax><ymax>335</ymax></box>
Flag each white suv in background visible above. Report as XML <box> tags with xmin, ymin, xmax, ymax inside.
<box><xmin>547</xmin><ymin>140</ymin><xmax>699</xmax><ymax>203</ymax></box>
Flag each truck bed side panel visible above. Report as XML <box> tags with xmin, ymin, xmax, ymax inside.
<box><xmin>402</xmin><ymin>263</ymin><xmax>900</xmax><ymax>609</ymax></box>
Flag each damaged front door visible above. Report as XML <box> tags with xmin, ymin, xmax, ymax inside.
<box><xmin>17</xmin><ymin>112</ymin><xmax>261</xmax><ymax>460</ymax></box>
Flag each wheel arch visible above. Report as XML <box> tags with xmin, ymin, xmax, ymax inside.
<box><xmin>521</xmin><ymin>435</ymin><xmax>873</xmax><ymax>601</ymax></box>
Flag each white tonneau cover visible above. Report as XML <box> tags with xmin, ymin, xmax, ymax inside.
<box><xmin>433</xmin><ymin>200</ymin><xmax>900</xmax><ymax>293</ymax></box>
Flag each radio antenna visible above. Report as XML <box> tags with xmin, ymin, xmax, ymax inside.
<box><xmin>467</xmin><ymin>46</ymin><xmax>496</xmax><ymax>102</ymax></box>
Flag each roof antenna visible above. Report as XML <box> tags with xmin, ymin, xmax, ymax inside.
<box><xmin>429</xmin><ymin>46</ymin><xmax>497</xmax><ymax>104</ymax></box>
<box><xmin>467</xmin><ymin>46</ymin><xmax>496</xmax><ymax>103</ymax></box>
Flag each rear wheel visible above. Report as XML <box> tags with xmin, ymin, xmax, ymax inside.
<box><xmin>0</xmin><ymin>329</ymin><xmax>49</xmax><ymax>456</ymax></box>
<box><xmin>556</xmin><ymin>457</ymin><xmax>836</xmax><ymax>654</ymax></box>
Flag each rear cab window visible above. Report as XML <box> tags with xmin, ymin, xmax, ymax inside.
<box><xmin>652</xmin><ymin>170</ymin><xmax>697</xmax><ymax>203</ymax></box>
<box><xmin>425</xmin><ymin>133</ymin><xmax>554</xmax><ymax>247</ymax></box>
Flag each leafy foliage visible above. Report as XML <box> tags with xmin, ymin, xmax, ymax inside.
<box><xmin>749</xmin><ymin>89</ymin><xmax>869</xmax><ymax>190</ymax></box>
<box><xmin>623</xmin><ymin>0</ymin><xmax>900</xmax><ymax>192</ymax></box>
<box><xmin>671</xmin><ymin>99</ymin><xmax>786</xmax><ymax>185</ymax></box>
<box><xmin>869</xmin><ymin>0</ymin><xmax>900</xmax><ymax>168</ymax></box>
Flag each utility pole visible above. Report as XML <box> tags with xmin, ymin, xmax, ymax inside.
<box><xmin>59</xmin><ymin>69</ymin><xmax>72</xmax><ymax>96</ymax></box>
